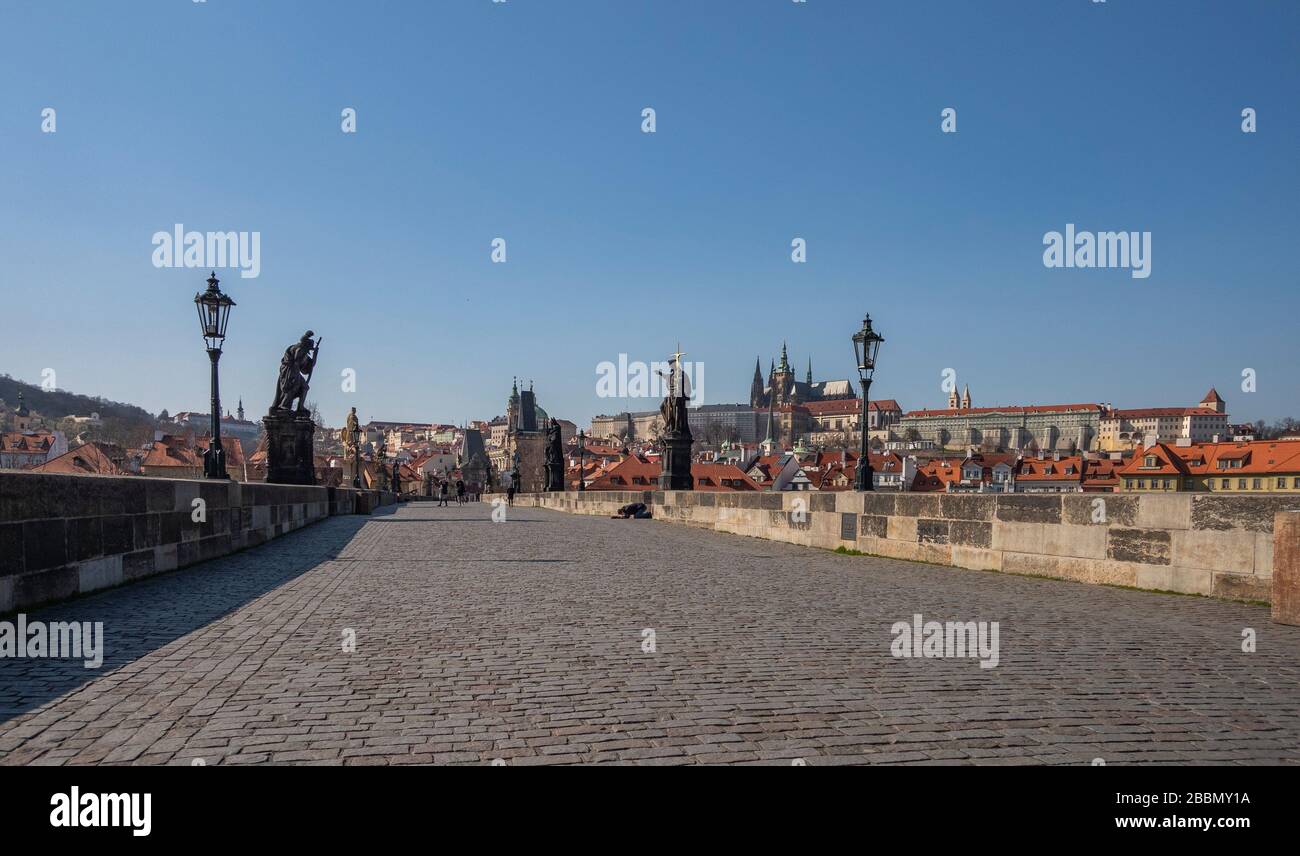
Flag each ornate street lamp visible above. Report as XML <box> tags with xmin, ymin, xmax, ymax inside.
<box><xmin>577</xmin><ymin>430</ymin><xmax>586</xmax><ymax>492</ymax></box>
<box><xmin>194</xmin><ymin>272</ymin><xmax>235</xmax><ymax>479</ymax></box>
<box><xmin>851</xmin><ymin>314</ymin><xmax>884</xmax><ymax>492</ymax></box>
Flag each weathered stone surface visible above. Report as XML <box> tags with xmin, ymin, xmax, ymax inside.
<box><xmin>1107</xmin><ymin>528</ymin><xmax>1171</xmax><ymax>566</ymax></box>
<box><xmin>859</xmin><ymin>515</ymin><xmax>887</xmax><ymax>539</ymax></box>
<box><xmin>917</xmin><ymin>518</ymin><xmax>950</xmax><ymax>545</ymax></box>
<box><xmin>1192</xmin><ymin>496</ymin><xmax>1300</xmax><ymax>532</ymax></box>
<box><xmin>894</xmin><ymin>494</ymin><xmax>939</xmax><ymax>518</ymax></box>
<box><xmin>23</xmin><ymin>519</ymin><xmax>67</xmax><ymax>571</ymax></box>
<box><xmin>1134</xmin><ymin>494</ymin><xmax>1191</xmax><ymax>531</ymax></box>
<box><xmin>991</xmin><ymin>521</ymin><xmax>1045</xmax><ymax>555</ymax></box>
<box><xmin>809</xmin><ymin>493</ymin><xmax>836</xmax><ymax>512</ymax></box>
<box><xmin>1062</xmin><ymin>493</ymin><xmax>1137</xmax><ymax>526</ymax></box>
<box><xmin>1170</xmin><ymin>529</ymin><xmax>1255</xmax><ymax>574</ymax></box>
<box><xmin>1042</xmin><ymin>524</ymin><xmax>1107</xmax><ymax>560</ymax></box>
<box><xmin>886</xmin><ymin>515</ymin><xmax>918</xmax><ymax>543</ymax></box>
<box><xmin>949</xmin><ymin>521</ymin><xmax>992</xmax><ymax>549</ymax></box>
<box><xmin>860</xmin><ymin>493</ymin><xmax>896</xmax><ymax>516</ymax></box>
<box><xmin>939</xmin><ymin>495</ymin><xmax>994</xmax><ymax>521</ymax></box>
<box><xmin>995</xmin><ymin>495</ymin><xmax>1062</xmax><ymax>524</ymax></box>
<box><xmin>1273</xmin><ymin>513</ymin><xmax>1300</xmax><ymax>624</ymax></box>
<box><xmin>1214</xmin><ymin>572</ymin><xmax>1270</xmax><ymax>603</ymax></box>
<box><xmin>0</xmin><ymin>522</ymin><xmax>22</xmax><ymax>576</ymax></box>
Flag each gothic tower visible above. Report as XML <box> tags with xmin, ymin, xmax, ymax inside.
<box><xmin>507</xmin><ymin>377</ymin><xmax>520</xmax><ymax>431</ymax></box>
<box><xmin>771</xmin><ymin>342</ymin><xmax>795</xmax><ymax>406</ymax></box>
<box><xmin>749</xmin><ymin>357</ymin><xmax>765</xmax><ymax>408</ymax></box>
<box><xmin>961</xmin><ymin>384</ymin><xmax>971</xmax><ymax>409</ymax></box>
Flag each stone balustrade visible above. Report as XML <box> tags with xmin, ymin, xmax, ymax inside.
<box><xmin>0</xmin><ymin>471</ymin><xmax>396</xmax><ymax>614</ymax></box>
<box><xmin>517</xmin><ymin>489</ymin><xmax>1296</xmax><ymax>606</ymax></box>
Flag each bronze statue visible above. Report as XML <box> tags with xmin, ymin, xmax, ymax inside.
<box><xmin>543</xmin><ymin>418</ymin><xmax>564</xmax><ymax>491</ymax></box>
<box><xmin>271</xmin><ymin>331</ymin><xmax>320</xmax><ymax>414</ymax></box>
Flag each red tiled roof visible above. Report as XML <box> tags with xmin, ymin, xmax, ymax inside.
<box><xmin>33</xmin><ymin>442</ymin><xmax>125</xmax><ymax>476</ymax></box>
<box><xmin>1117</xmin><ymin>440</ymin><xmax>1300</xmax><ymax>478</ymax></box>
<box><xmin>0</xmin><ymin>432</ymin><xmax>54</xmax><ymax>453</ymax></box>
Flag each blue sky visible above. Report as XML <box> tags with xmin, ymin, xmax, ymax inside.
<box><xmin>1</xmin><ymin>0</ymin><xmax>1296</xmax><ymax>428</ymax></box>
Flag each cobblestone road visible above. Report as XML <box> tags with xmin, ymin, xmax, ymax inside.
<box><xmin>2</xmin><ymin>503</ymin><xmax>1298</xmax><ymax>765</ymax></box>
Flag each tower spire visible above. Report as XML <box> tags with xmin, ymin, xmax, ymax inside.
<box><xmin>806</xmin><ymin>356</ymin><xmax>812</xmax><ymax>385</ymax></box>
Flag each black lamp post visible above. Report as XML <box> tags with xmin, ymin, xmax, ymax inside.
<box><xmin>851</xmin><ymin>314</ymin><xmax>884</xmax><ymax>492</ymax></box>
<box><xmin>577</xmin><ymin>430</ymin><xmax>586</xmax><ymax>492</ymax></box>
<box><xmin>194</xmin><ymin>272</ymin><xmax>235</xmax><ymax>480</ymax></box>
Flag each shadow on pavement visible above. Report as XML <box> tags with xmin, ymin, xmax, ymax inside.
<box><xmin>0</xmin><ymin>513</ymin><xmax>376</xmax><ymax>725</ymax></box>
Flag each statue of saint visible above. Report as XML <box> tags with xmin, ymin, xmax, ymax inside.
<box><xmin>544</xmin><ymin>419</ymin><xmax>563</xmax><ymax>468</ymax></box>
<box><xmin>271</xmin><ymin>331</ymin><xmax>320</xmax><ymax>414</ymax></box>
<box><xmin>342</xmin><ymin>406</ymin><xmax>360</xmax><ymax>455</ymax></box>
<box><xmin>656</xmin><ymin>354</ymin><xmax>691</xmax><ymax>437</ymax></box>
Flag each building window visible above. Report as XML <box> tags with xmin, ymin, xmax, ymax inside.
<box><xmin>1222</xmin><ymin>478</ymin><xmax>1230</xmax><ymax>489</ymax></box>
<box><xmin>1278</xmin><ymin>478</ymin><xmax>1286</xmax><ymax>489</ymax></box>
<box><xmin>1253</xmin><ymin>478</ymin><xmax>1262</xmax><ymax>490</ymax></box>
<box><xmin>1239</xmin><ymin>479</ymin><xmax>1247</xmax><ymax>490</ymax></box>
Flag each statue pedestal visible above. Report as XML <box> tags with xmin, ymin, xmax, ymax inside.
<box><xmin>544</xmin><ymin>460</ymin><xmax>564</xmax><ymax>492</ymax></box>
<box><xmin>658</xmin><ymin>432</ymin><xmax>694</xmax><ymax>490</ymax></box>
<box><xmin>264</xmin><ymin>412</ymin><xmax>316</xmax><ymax>485</ymax></box>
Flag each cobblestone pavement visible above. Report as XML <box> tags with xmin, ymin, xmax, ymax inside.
<box><xmin>2</xmin><ymin>502</ymin><xmax>1298</xmax><ymax>766</ymax></box>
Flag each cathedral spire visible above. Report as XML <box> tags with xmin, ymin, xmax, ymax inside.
<box><xmin>778</xmin><ymin>341</ymin><xmax>790</xmax><ymax>373</ymax></box>
<box><xmin>750</xmin><ymin>357</ymin><xmax>765</xmax><ymax>408</ymax></box>
<box><xmin>806</xmin><ymin>356</ymin><xmax>812</xmax><ymax>386</ymax></box>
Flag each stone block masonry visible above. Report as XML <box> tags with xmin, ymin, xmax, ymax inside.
<box><xmin>0</xmin><ymin>471</ymin><xmax>397</xmax><ymax>614</ymax></box>
<box><xmin>515</xmin><ymin>490</ymin><xmax>1296</xmax><ymax>608</ymax></box>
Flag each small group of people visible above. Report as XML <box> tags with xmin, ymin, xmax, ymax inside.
<box><xmin>436</xmin><ymin>478</ymin><xmax>471</xmax><ymax>507</ymax></box>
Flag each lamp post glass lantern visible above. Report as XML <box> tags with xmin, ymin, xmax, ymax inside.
<box><xmin>851</xmin><ymin>314</ymin><xmax>883</xmax><ymax>492</ymax></box>
<box><xmin>194</xmin><ymin>272</ymin><xmax>235</xmax><ymax>479</ymax></box>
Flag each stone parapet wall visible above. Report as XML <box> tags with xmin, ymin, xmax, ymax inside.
<box><xmin>0</xmin><ymin>472</ymin><xmax>397</xmax><ymax>614</ymax></box>
<box><xmin>517</xmin><ymin>490</ymin><xmax>1294</xmax><ymax>604</ymax></box>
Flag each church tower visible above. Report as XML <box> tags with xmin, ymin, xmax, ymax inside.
<box><xmin>960</xmin><ymin>384</ymin><xmax>971</xmax><ymax>409</ymax></box>
<box><xmin>507</xmin><ymin>377</ymin><xmax>520</xmax><ymax>431</ymax></box>
<box><xmin>771</xmin><ymin>342</ymin><xmax>795</xmax><ymax>406</ymax></box>
<box><xmin>237</xmin><ymin>398</ymin><xmax>245</xmax><ymax>422</ymax></box>
<box><xmin>805</xmin><ymin>357</ymin><xmax>813</xmax><ymax>386</ymax></box>
<box><xmin>750</xmin><ymin>357</ymin><xmax>765</xmax><ymax>408</ymax></box>
<box><xmin>947</xmin><ymin>386</ymin><xmax>959</xmax><ymax>410</ymax></box>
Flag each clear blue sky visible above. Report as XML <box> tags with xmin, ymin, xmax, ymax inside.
<box><xmin>1</xmin><ymin>0</ymin><xmax>1296</xmax><ymax>428</ymax></box>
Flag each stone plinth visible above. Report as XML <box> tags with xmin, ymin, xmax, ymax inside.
<box><xmin>658</xmin><ymin>433</ymin><xmax>694</xmax><ymax>490</ymax></box>
<box><xmin>1272</xmin><ymin>512</ymin><xmax>1300</xmax><ymax>625</ymax></box>
<box><xmin>264</xmin><ymin>412</ymin><xmax>316</xmax><ymax>485</ymax></box>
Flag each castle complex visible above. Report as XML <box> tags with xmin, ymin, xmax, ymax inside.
<box><xmin>750</xmin><ymin>343</ymin><xmax>856</xmax><ymax>409</ymax></box>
